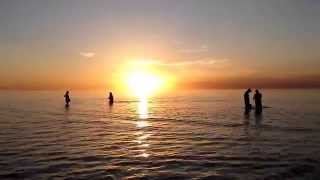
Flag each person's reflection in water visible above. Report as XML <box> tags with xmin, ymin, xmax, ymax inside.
<box><xmin>65</xmin><ymin>104</ymin><xmax>70</xmax><ymax>111</ymax></box>
<box><xmin>107</xmin><ymin>102</ymin><xmax>113</xmax><ymax>113</ymax></box>
<box><xmin>243</xmin><ymin>107</ymin><xmax>263</xmax><ymax>127</ymax></box>
<box><xmin>108</xmin><ymin>92</ymin><xmax>114</xmax><ymax>105</ymax></box>
<box><xmin>64</xmin><ymin>91</ymin><xmax>71</xmax><ymax>107</ymax></box>
<box><xmin>243</xmin><ymin>110</ymin><xmax>251</xmax><ymax>126</ymax></box>
<box><xmin>254</xmin><ymin>113</ymin><xmax>263</xmax><ymax>127</ymax></box>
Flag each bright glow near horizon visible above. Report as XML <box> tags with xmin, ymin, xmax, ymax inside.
<box><xmin>127</xmin><ymin>71</ymin><xmax>163</xmax><ymax>99</ymax></box>
<box><xmin>114</xmin><ymin>59</ymin><xmax>173</xmax><ymax>99</ymax></box>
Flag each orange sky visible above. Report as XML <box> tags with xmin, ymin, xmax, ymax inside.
<box><xmin>1</xmin><ymin>1</ymin><xmax>320</xmax><ymax>91</ymax></box>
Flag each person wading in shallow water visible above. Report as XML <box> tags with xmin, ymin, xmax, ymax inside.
<box><xmin>253</xmin><ymin>89</ymin><xmax>263</xmax><ymax>114</ymax></box>
<box><xmin>64</xmin><ymin>91</ymin><xmax>71</xmax><ymax>107</ymax></box>
<box><xmin>244</xmin><ymin>88</ymin><xmax>252</xmax><ymax>113</ymax></box>
<box><xmin>108</xmin><ymin>92</ymin><xmax>114</xmax><ymax>105</ymax></box>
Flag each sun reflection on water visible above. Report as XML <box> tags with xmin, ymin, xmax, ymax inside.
<box><xmin>138</xmin><ymin>98</ymin><xmax>149</xmax><ymax>119</ymax></box>
<box><xmin>136</xmin><ymin>121</ymin><xmax>150</xmax><ymax>128</ymax></box>
<box><xmin>134</xmin><ymin>98</ymin><xmax>151</xmax><ymax>158</ymax></box>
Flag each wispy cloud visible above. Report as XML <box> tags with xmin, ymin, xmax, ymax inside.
<box><xmin>176</xmin><ymin>44</ymin><xmax>209</xmax><ymax>54</ymax></box>
<box><xmin>134</xmin><ymin>58</ymin><xmax>229</xmax><ymax>67</ymax></box>
<box><xmin>80</xmin><ymin>52</ymin><xmax>96</xmax><ymax>58</ymax></box>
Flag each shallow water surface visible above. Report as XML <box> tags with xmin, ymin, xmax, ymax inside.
<box><xmin>0</xmin><ymin>90</ymin><xmax>320</xmax><ymax>179</ymax></box>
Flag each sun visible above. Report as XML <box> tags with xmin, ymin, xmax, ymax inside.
<box><xmin>112</xmin><ymin>59</ymin><xmax>174</xmax><ymax>98</ymax></box>
<box><xmin>127</xmin><ymin>71</ymin><xmax>163</xmax><ymax>99</ymax></box>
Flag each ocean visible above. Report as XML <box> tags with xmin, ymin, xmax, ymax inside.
<box><xmin>0</xmin><ymin>89</ymin><xmax>320</xmax><ymax>180</ymax></box>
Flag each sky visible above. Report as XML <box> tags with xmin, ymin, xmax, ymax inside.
<box><xmin>1</xmin><ymin>0</ymin><xmax>320</xmax><ymax>90</ymax></box>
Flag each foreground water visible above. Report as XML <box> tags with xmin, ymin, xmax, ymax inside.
<box><xmin>0</xmin><ymin>89</ymin><xmax>320</xmax><ymax>180</ymax></box>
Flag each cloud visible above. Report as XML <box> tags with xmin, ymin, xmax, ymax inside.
<box><xmin>80</xmin><ymin>52</ymin><xmax>96</xmax><ymax>58</ymax></box>
<box><xmin>178</xmin><ymin>45</ymin><xmax>209</xmax><ymax>54</ymax></box>
<box><xmin>134</xmin><ymin>58</ymin><xmax>229</xmax><ymax>67</ymax></box>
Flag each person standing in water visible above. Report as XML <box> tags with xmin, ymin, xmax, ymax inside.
<box><xmin>108</xmin><ymin>92</ymin><xmax>114</xmax><ymax>105</ymax></box>
<box><xmin>64</xmin><ymin>91</ymin><xmax>71</xmax><ymax>107</ymax></box>
<box><xmin>253</xmin><ymin>89</ymin><xmax>263</xmax><ymax>114</ymax></box>
<box><xmin>244</xmin><ymin>88</ymin><xmax>252</xmax><ymax>113</ymax></box>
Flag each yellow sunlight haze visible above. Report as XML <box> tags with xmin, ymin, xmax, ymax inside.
<box><xmin>113</xmin><ymin>59</ymin><xmax>174</xmax><ymax>99</ymax></box>
<box><xmin>127</xmin><ymin>71</ymin><xmax>163</xmax><ymax>99</ymax></box>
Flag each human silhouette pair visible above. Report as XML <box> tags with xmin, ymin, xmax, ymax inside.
<box><xmin>244</xmin><ymin>88</ymin><xmax>263</xmax><ymax>114</ymax></box>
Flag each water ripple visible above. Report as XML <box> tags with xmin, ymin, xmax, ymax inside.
<box><xmin>1</xmin><ymin>90</ymin><xmax>320</xmax><ymax>179</ymax></box>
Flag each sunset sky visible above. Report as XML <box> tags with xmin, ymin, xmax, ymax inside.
<box><xmin>1</xmin><ymin>0</ymin><xmax>320</xmax><ymax>91</ymax></box>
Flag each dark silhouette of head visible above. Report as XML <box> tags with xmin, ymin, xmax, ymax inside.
<box><xmin>255</xmin><ymin>89</ymin><xmax>259</xmax><ymax>93</ymax></box>
<box><xmin>247</xmin><ymin>88</ymin><xmax>252</xmax><ymax>93</ymax></box>
<box><xmin>66</xmin><ymin>91</ymin><xmax>69</xmax><ymax>95</ymax></box>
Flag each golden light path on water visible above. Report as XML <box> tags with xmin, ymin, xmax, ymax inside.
<box><xmin>135</xmin><ymin>98</ymin><xmax>151</xmax><ymax>158</ymax></box>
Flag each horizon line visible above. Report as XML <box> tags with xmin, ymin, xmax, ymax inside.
<box><xmin>1</xmin><ymin>87</ymin><xmax>320</xmax><ymax>91</ymax></box>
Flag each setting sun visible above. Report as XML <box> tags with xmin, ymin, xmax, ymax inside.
<box><xmin>127</xmin><ymin>71</ymin><xmax>163</xmax><ymax>99</ymax></box>
<box><xmin>113</xmin><ymin>59</ymin><xmax>174</xmax><ymax>99</ymax></box>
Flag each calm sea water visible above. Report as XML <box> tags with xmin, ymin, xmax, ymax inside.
<box><xmin>0</xmin><ymin>89</ymin><xmax>320</xmax><ymax>180</ymax></box>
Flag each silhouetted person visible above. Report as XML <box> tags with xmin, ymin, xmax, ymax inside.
<box><xmin>108</xmin><ymin>92</ymin><xmax>114</xmax><ymax>105</ymax></box>
<box><xmin>253</xmin><ymin>89</ymin><xmax>262</xmax><ymax>114</ymax></box>
<box><xmin>244</xmin><ymin>88</ymin><xmax>252</xmax><ymax>114</ymax></box>
<box><xmin>64</xmin><ymin>91</ymin><xmax>71</xmax><ymax>107</ymax></box>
